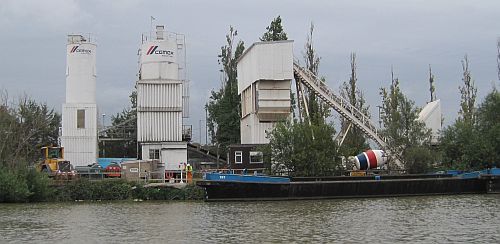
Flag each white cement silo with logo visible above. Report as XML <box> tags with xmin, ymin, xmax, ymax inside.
<box><xmin>61</xmin><ymin>34</ymin><xmax>98</xmax><ymax>167</ymax></box>
<box><xmin>137</xmin><ymin>26</ymin><xmax>189</xmax><ymax>173</ymax></box>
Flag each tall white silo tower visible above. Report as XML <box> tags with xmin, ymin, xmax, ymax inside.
<box><xmin>137</xmin><ymin>25</ymin><xmax>189</xmax><ymax>173</ymax></box>
<box><xmin>61</xmin><ymin>34</ymin><xmax>98</xmax><ymax>167</ymax></box>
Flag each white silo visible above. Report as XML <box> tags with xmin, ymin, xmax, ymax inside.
<box><xmin>61</xmin><ymin>34</ymin><xmax>98</xmax><ymax>167</ymax></box>
<box><xmin>137</xmin><ymin>25</ymin><xmax>189</xmax><ymax>174</ymax></box>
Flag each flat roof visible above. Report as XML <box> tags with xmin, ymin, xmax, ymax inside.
<box><xmin>236</xmin><ymin>40</ymin><xmax>294</xmax><ymax>63</ymax></box>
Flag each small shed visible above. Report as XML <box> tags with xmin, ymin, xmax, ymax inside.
<box><xmin>228</xmin><ymin>144</ymin><xmax>265</xmax><ymax>173</ymax></box>
<box><xmin>121</xmin><ymin>159</ymin><xmax>161</xmax><ymax>181</ymax></box>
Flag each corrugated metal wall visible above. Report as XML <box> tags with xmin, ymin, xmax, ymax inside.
<box><xmin>137</xmin><ymin>82</ymin><xmax>183</xmax><ymax>142</ymax></box>
<box><xmin>137</xmin><ymin>83</ymin><xmax>182</xmax><ymax>109</ymax></box>
<box><xmin>241</xmin><ymin>85</ymin><xmax>253</xmax><ymax>117</ymax></box>
<box><xmin>61</xmin><ymin>103</ymin><xmax>97</xmax><ymax>166</ymax></box>
<box><xmin>61</xmin><ymin>136</ymin><xmax>97</xmax><ymax>166</ymax></box>
<box><xmin>137</xmin><ymin>111</ymin><xmax>182</xmax><ymax>142</ymax></box>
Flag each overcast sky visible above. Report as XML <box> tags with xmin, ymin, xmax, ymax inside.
<box><xmin>1</xmin><ymin>0</ymin><xmax>499</xmax><ymax>144</ymax></box>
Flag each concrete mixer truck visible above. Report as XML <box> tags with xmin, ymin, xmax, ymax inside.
<box><xmin>349</xmin><ymin>149</ymin><xmax>387</xmax><ymax>170</ymax></box>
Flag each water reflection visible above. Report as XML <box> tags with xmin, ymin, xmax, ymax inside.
<box><xmin>0</xmin><ymin>195</ymin><xmax>499</xmax><ymax>243</ymax></box>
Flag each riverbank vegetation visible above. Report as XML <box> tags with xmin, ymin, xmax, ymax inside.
<box><xmin>0</xmin><ymin>167</ymin><xmax>203</xmax><ymax>203</ymax></box>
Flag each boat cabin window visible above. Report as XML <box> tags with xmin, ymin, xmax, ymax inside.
<box><xmin>235</xmin><ymin>151</ymin><xmax>242</xmax><ymax>164</ymax></box>
<box><xmin>250</xmin><ymin>151</ymin><xmax>263</xmax><ymax>164</ymax></box>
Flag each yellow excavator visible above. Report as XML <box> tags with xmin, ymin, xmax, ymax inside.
<box><xmin>36</xmin><ymin>146</ymin><xmax>76</xmax><ymax>179</ymax></box>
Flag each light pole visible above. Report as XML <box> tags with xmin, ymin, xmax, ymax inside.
<box><xmin>102</xmin><ymin>113</ymin><xmax>106</xmax><ymax>129</ymax></box>
<box><xmin>205</xmin><ymin>107</ymin><xmax>208</xmax><ymax>145</ymax></box>
<box><xmin>199</xmin><ymin>119</ymin><xmax>202</xmax><ymax>145</ymax></box>
<box><xmin>102</xmin><ymin>113</ymin><xmax>106</xmax><ymax>158</ymax></box>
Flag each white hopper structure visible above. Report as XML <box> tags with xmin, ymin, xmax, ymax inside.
<box><xmin>418</xmin><ymin>99</ymin><xmax>442</xmax><ymax>145</ymax></box>
<box><xmin>137</xmin><ymin>25</ymin><xmax>189</xmax><ymax>172</ymax></box>
<box><xmin>61</xmin><ymin>34</ymin><xmax>98</xmax><ymax>167</ymax></box>
<box><xmin>237</xmin><ymin>41</ymin><xmax>293</xmax><ymax>144</ymax></box>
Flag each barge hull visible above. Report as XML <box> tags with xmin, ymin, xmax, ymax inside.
<box><xmin>199</xmin><ymin>178</ymin><xmax>486</xmax><ymax>201</ymax></box>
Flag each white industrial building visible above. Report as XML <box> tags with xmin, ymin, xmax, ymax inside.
<box><xmin>237</xmin><ymin>41</ymin><xmax>293</xmax><ymax>144</ymax></box>
<box><xmin>61</xmin><ymin>34</ymin><xmax>98</xmax><ymax>167</ymax></box>
<box><xmin>137</xmin><ymin>26</ymin><xmax>189</xmax><ymax>172</ymax></box>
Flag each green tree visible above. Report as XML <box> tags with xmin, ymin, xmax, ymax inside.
<box><xmin>459</xmin><ymin>55</ymin><xmax>477</xmax><ymax>125</ymax></box>
<box><xmin>441</xmin><ymin>88</ymin><xmax>499</xmax><ymax>169</ymax></box>
<box><xmin>338</xmin><ymin>53</ymin><xmax>370</xmax><ymax>156</ymax></box>
<box><xmin>429</xmin><ymin>65</ymin><xmax>436</xmax><ymax>102</ymax></box>
<box><xmin>302</xmin><ymin>23</ymin><xmax>329</xmax><ymax>124</ymax></box>
<box><xmin>0</xmin><ymin>92</ymin><xmax>60</xmax><ymax>168</ymax></box>
<box><xmin>268</xmin><ymin>120</ymin><xmax>340</xmax><ymax>176</ymax></box>
<box><xmin>497</xmin><ymin>38</ymin><xmax>500</xmax><ymax>81</ymax></box>
<box><xmin>260</xmin><ymin>16</ymin><xmax>288</xmax><ymax>41</ymax></box>
<box><xmin>475</xmin><ymin>88</ymin><xmax>500</xmax><ymax>167</ymax></box>
<box><xmin>206</xmin><ymin>26</ymin><xmax>245</xmax><ymax>151</ymax></box>
<box><xmin>379</xmin><ymin>72</ymin><xmax>434</xmax><ymax>172</ymax></box>
<box><xmin>440</xmin><ymin>120</ymin><xmax>481</xmax><ymax>170</ymax></box>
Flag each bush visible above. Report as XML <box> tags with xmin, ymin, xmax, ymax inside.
<box><xmin>404</xmin><ymin>146</ymin><xmax>436</xmax><ymax>174</ymax></box>
<box><xmin>56</xmin><ymin>179</ymin><xmax>132</xmax><ymax>201</ymax></box>
<box><xmin>0</xmin><ymin>167</ymin><xmax>31</xmax><ymax>203</ymax></box>
<box><xmin>0</xmin><ymin>169</ymin><xmax>204</xmax><ymax>202</ymax></box>
<box><xmin>25</xmin><ymin>169</ymin><xmax>53</xmax><ymax>202</ymax></box>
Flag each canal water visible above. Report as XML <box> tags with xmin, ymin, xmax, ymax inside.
<box><xmin>0</xmin><ymin>194</ymin><xmax>499</xmax><ymax>243</ymax></box>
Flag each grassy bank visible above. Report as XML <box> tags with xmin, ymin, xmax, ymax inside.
<box><xmin>0</xmin><ymin>167</ymin><xmax>204</xmax><ymax>203</ymax></box>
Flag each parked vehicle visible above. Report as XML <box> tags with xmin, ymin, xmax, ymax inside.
<box><xmin>75</xmin><ymin>163</ymin><xmax>103</xmax><ymax>179</ymax></box>
<box><xmin>36</xmin><ymin>146</ymin><xmax>76</xmax><ymax>180</ymax></box>
<box><xmin>104</xmin><ymin>162</ymin><xmax>121</xmax><ymax>178</ymax></box>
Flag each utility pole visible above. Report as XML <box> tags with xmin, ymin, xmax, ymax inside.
<box><xmin>102</xmin><ymin>113</ymin><xmax>106</xmax><ymax>158</ymax></box>
<box><xmin>199</xmin><ymin>119</ymin><xmax>202</xmax><ymax>145</ymax></box>
<box><xmin>205</xmin><ymin>107</ymin><xmax>208</xmax><ymax>145</ymax></box>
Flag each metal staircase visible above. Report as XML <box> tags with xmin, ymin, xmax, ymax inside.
<box><xmin>293</xmin><ymin>61</ymin><xmax>403</xmax><ymax>169</ymax></box>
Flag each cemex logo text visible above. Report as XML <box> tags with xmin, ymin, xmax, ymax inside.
<box><xmin>70</xmin><ymin>46</ymin><xmax>91</xmax><ymax>54</ymax></box>
<box><xmin>146</xmin><ymin>45</ymin><xmax>174</xmax><ymax>56</ymax></box>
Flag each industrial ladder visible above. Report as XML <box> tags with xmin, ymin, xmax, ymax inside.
<box><xmin>292</xmin><ymin>61</ymin><xmax>404</xmax><ymax>169</ymax></box>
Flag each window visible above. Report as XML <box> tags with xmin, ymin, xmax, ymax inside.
<box><xmin>77</xmin><ymin>109</ymin><xmax>85</xmax><ymax>128</ymax></box>
<box><xmin>149</xmin><ymin>149</ymin><xmax>160</xmax><ymax>159</ymax></box>
<box><xmin>235</xmin><ymin>151</ymin><xmax>242</xmax><ymax>164</ymax></box>
<box><xmin>250</xmin><ymin>151</ymin><xmax>263</xmax><ymax>164</ymax></box>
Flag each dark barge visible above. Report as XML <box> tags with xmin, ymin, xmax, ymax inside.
<box><xmin>197</xmin><ymin>169</ymin><xmax>500</xmax><ymax>201</ymax></box>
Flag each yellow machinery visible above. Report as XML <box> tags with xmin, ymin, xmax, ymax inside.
<box><xmin>36</xmin><ymin>146</ymin><xmax>75</xmax><ymax>178</ymax></box>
